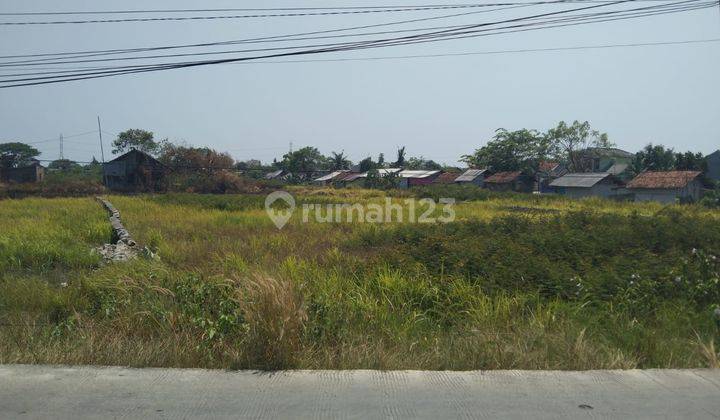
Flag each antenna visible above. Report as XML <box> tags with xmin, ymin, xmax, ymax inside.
<box><xmin>59</xmin><ymin>133</ymin><xmax>64</xmax><ymax>160</ymax></box>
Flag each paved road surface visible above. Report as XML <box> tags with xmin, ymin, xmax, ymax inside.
<box><xmin>1</xmin><ymin>365</ymin><xmax>719</xmax><ymax>419</ymax></box>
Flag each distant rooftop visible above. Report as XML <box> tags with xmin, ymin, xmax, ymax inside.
<box><xmin>626</xmin><ymin>171</ymin><xmax>701</xmax><ymax>189</ymax></box>
<box><xmin>550</xmin><ymin>172</ymin><xmax>612</xmax><ymax>188</ymax></box>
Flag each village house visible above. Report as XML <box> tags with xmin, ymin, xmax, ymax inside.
<box><xmin>313</xmin><ymin>170</ymin><xmax>350</xmax><ymax>185</ymax></box>
<box><xmin>549</xmin><ymin>172</ymin><xmax>625</xmax><ymax>199</ymax></box>
<box><xmin>706</xmin><ymin>150</ymin><xmax>720</xmax><ymax>182</ymax></box>
<box><xmin>626</xmin><ymin>171</ymin><xmax>703</xmax><ymax>203</ymax></box>
<box><xmin>579</xmin><ymin>147</ymin><xmax>634</xmax><ymax>172</ymax></box>
<box><xmin>536</xmin><ymin>161</ymin><xmax>567</xmax><ymax>193</ymax></box>
<box><xmin>484</xmin><ymin>171</ymin><xmax>534</xmax><ymax>193</ymax></box>
<box><xmin>0</xmin><ymin>160</ymin><xmax>45</xmax><ymax>183</ymax></box>
<box><xmin>454</xmin><ymin>169</ymin><xmax>488</xmax><ymax>187</ymax></box>
<box><xmin>103</xmin><ymin>149</ymin><xmax>165</xmax><ymax>192</ymax></box>
<box><xmin>433</xmin><ymin>171</ymin><xmax>461</xmax><ymax>185</ymax></box>
<box><xmin>396</xmin><ymin>170</ymin><xmax>441</xmax><ymax>189</ymax></box>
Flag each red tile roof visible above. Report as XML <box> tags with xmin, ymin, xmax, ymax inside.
<box><xmin>485</xmin><ymin>171</ymin><xmax>522</xmax><ymax>184</ymax></box>
<box><xmin>626</xmin><ymin>171</ymin><xmax>701</xmax><ymax>189</ymax></box>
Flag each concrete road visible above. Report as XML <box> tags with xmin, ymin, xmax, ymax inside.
<box><xmin>1</xmin><ymin>365</ymin><xmax>719</xmax><ymax>419</ymax></box>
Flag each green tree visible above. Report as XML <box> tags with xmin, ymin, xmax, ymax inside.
<box><xmin>461</xmin><ymin>128</ymin><xmax>547</xmax><ymax>173</ymax></box>
<box><xmin>358</xmin><ymin>156</ymin><xmax>376</xmax><ymax>172</ymax></box>
<box><xmin>632</xmin><ymin>143</ymin><xmax>676</xmax><ymax>173</ymax></box>
<box><xmin>112</xmin><ymin>129</ymin><xmax>161</xmax><ymax>155</ymax></box>
<box><xmin>405</xmin><ymin>156</ymin><xmax>442</xmax><ymax>170</ymax></box>
<box><xmin>0</xmin><ymin>142</ymin><xmax>40</xmax><ymax>168</ymax></box>
<box><xmin>377</xmin><ymin>153</ymin><xmax>385</xmax><ymax>167</ymax></box>
<box><xmin>279</xmin><ymin>146</ymin><xmax>328</xmax><ymax>180</ymax></box>
<box><xmin>545</xmin><ymin>121</ymin><xmax>613</xmax><ymax>171</ymax></box>
<box><xmin>675</xmin><ymin>151</ymin><xmax>707</xmax><ymax>171</ymax></box>
<box><xmin>329</xmin><ymin>151</ymin><xmax>351</xmax><ymax>170</ymax></box>
<box><xmin>48</xmin><ymin>159</ymin><xmax>80</xmax><ymax>171</ymax></box>
<box><xmin>394</xmin><ymin>146</ymin><xmax>406</xmax><ymax>168</ymax></box>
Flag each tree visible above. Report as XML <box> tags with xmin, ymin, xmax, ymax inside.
<box><xmin>461</xmin><ymin>128</ymin><xmax>547</xmax><ymax>173</ymax></box>
<box><xmin>675</xmin><ymin>151</ymin><xmax>707</xmax><ymax>171</ymax></box>
<box><xmin>358</xmin><ymin>156</ymin><xmax>376</xmax><ymax>172</ymax></box>
<box><xmin>0</xmin><ymin>142</ymin><xmax>40</xmax><ymax>168</ymax></box>
<box><xmin>631</xmin><ymin>143</ymin><xmax>676</xmax><ymax>173</ymax></box>
<box><xmin>377</xmin><ymin>153</ymin><xmax>385</xmax><ymax>167</ymax></box>
<box><xmin>278</xmin><ymin>146</ymin><xmax>328</xmax><ymax>179</ymax></box>
<box><xmin>405</xmin><ymin>156</ymin><xmax>442</xmax><ymax>170</ymax></box>
<box><xmin>394</xmin><ymin>146</ymin><xmax>406</xmax><ymax>168</ymax></box>
<box><xmin>545</xmin><ymin>121</ymin><xmax>613</xmax><ymax>172</ymax></box>
<box><xmin>329</xmin><ymin>151</ymin><xmax>351</xmax><ymax>170</ymax></box>
<box><xmin>48</xmin><ymin>159</ymin><xmax>80</xmax><ymax>171</ymax></box>
<box><xmin>159</xmin><ymin>142</ymin><xmax>234</xmax><ymax>173</ymax></box>
<box><xmin>112</xmin><ymin>129</ymin><xmax>161</xmax><ymax>155</ymax></box>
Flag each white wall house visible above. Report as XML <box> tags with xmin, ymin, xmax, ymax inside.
<box><xmin>626</xmin><ymin>171</ymin><xmax>703</xmax><ymax>204</ymax></box>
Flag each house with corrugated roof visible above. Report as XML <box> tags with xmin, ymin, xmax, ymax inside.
<box><xmin>455</xmin><ymin>169</ymin><xmax>488</xmax><ymax>187</ymax></box>
<box><xmin>0</xmin><ymin>161</ymin><xmax>45</xmax><ymax>184</ymax></box>
<box><xmin>536</xmin><ymin>161</ymin><xmax>567</xmax><ymax>193</ymax></box>
<box><xmin>433</xmin><ymin>171</ymin><xmax>461</xmax><ymax>185</ymax></box>
<box><xmin>550</xmin><ymin>172</ymin><xmax>625</xmax><ymax>199</ymax></box>
<box><xmin>626</xmin><ymin>171</ymin><xmax>703</xmax><ymax>203</ymax></box>
<box><xmin>484</xmin><ymin>171</ymin><xmax>534</xmax><ymax>192</ymax></box>
<box><xmin>103</xmin><ymin>150</ymin><xmax>165</xmax><ymax>192</ymax></box>
<box><xmin>578</xmin><ymin>147</ymin><xmax>634</xmax><ymax>172</ymax></box>
<box><xmin>313</xmin><ymin>170</ymin><xmax>350</xmax><ymax>185</ymax></box>
<box><xmin>396</xmin><ymin>170</ymin><xmax>441</xmax><ymax>189</ymax></box>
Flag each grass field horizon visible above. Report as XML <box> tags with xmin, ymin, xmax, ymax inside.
<box><xmin>1</xmin><ymin>187</ymin><xmax>719</xmax><ymax>370</ymax></box>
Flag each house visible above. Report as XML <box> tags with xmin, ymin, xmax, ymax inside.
<box><xmin>536</xmin><ymin>161</ymin><xmax>567</xmax><ymax>193</ymax></box>
<box><xmin>549</xmin><ymin>173</ymin><xmax>625</xmax><ymax>199</ymax></box>
<box><xmin>313</xmin><ymin>170</ymin><xmax>349</xmax><ymax>185</ymax></box>
<box><xmin>455</xmin><ymin>169</ymin><xmax>488</xmax><ymax>187</ymax></box>
<box><xmin>626</xmin><ymin>171</ymin><xmax>703</xmax><ymax>203</ymax></box>
<box><xmin>484</xmin><ymin>171</ymin><xmax>534</xmax><ymax>193</ymax></box>
<box><xmin>579</xmin><ymin>147</ymin><xmax>634</xmax><ymax>172</ymax></box>
<box><xmin>264</xmin><ymin>169</ymin><xmax>286</xmax><ymax>180</ymax></box>
<box><xmin>706</xmin><ymin>150</ymin><xmax>720</xmax><ymax>182</ymax></box>
<box><xmin>605</xmin><ymin>162</ymin><xmax>632</xmax><ymax>180</ymax></box>
<box><xmin>433</xmin><ymin>172</ymin><xmax>461</xmax><ymax>185</ymax></box>
<box><xmin>103</xmin><ymin>149</ymin><xmax>165</xmax><ymax>192</ymax></box>
<box><xmin>396</xmin><ymin>170</ymin><xmax>441</xmax><ymax>189</ymax></box>
<box><xmin>0</xmin><ymin>161</ymin><xmax>45</xmax><ymax>183</ymax></box>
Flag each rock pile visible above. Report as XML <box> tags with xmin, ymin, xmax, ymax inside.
<box><xmin>94</xmin><ymin>197</ymin><xmax>139</xmax><ymax>262</ymax></box>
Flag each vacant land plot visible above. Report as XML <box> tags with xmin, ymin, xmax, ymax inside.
<box><xmin>1</xmin><ymin>188</ymin><xmax>719</xmax><ymax>370</ymax></box>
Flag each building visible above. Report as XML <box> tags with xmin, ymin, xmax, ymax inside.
<box><xmin>536</xmin><ymin>161</ymin><xmax>567</xmax><ymax>193</ymax></box>
<box><xmin>484</xmin><ymin>171</ymin><xmax>534</xmax><ymax>193</ymax></box>
<box><xmin>626</xmin><ymin>171</ymin><xmax>703</xmax><ymax>204</ymax></box>
<box><xmin>706</xmin><ymin>150</ymin><xmax>720</xmax><ymax>182</ymax></box>
<box><xmin>0</xmin><ymin>161</ymin><xmax>45</xmax><ymax>183</ymax></box>
<box><xmin>455</xmin><ymin>169</ymin><xmax>488</xmax><ymax>187</ymax></box>
<box><xmin>550</xmin><ymin>172</ymin><xmax>625</xmax><ymax>199</ymax></box>
<box><xmin>102</xmin><ymin>149</ymin><xmax>165</xmax><ymax>192</ymax></box>
<box><xmin>396</xmin><ymin>170</ymin><xmax>441</xmax><ymax>189</ymax></box>
<box><xmin>264</xmin><ymin>169</ymin><xmax>286</xmax><ymax>180</ymax></box>
<box><xmin>313</xmin><ymin>170</ymin><xmax>349</xmax><ymax>185</ymax></box>
<box><xmin>578</xmin><ymin>147</ymin><xmax>634</xmax><ymax>172</ymax></box>
<box><xmin>433</xmin><ymin>172</ymin><xmax>461</xmax><ymax>185</ymax></box>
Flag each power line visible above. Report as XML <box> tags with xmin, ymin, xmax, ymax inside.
<box><xmin>0</xmin><ymin>4</ymin><xmax>536</xmax><ymax>25</ymax></box>
<box><xmin>1</xmin><ymin>0</ymin><xmax>714</xmax><ymax>87</ymax></box>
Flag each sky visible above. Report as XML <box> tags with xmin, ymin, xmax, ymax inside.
<box><xmin>1</xmin><ymin>0</ymin><xmax>719</xmax><ymax>166</ymax></box>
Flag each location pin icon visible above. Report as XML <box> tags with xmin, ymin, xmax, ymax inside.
<box><xmin>265</xmin><ymin>191</ymin><xmax>296</xmax><ymax>230</ymax></box>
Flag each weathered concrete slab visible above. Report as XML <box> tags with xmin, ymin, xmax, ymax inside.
<box><xmin>1</xmin><ymin>365</ymin><xmax>718</xmax><ymax>419</ymax></box>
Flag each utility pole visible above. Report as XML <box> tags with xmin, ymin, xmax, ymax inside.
<box><xmin>97</xmin><ymin>116</ymin><xmax>105</xmax><ymax>163</ymax></box>
<box><xmin>289</xmin><ymin>141</ymin><xmax>293</xmax><ymax>153</ymax></box>
<box><xmin>59</xmin><ymin>133</ymin><xmax>64</xmax><ymax>160</ymax></box>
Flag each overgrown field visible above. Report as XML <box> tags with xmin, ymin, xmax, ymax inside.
<box><xmin>1</xmin><ymin>187</ymin><xmax>719</xmax><ymax>370</ymax></box>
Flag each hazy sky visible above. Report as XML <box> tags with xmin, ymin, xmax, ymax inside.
<box><xmin>1</xmin><ymin>0</ymin><xmax>719</xmax><ymax>166</ymax></box>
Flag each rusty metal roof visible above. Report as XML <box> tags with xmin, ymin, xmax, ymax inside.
<box><xmin>456</xmin><ymin>169</ymin><xmax>487</xmax><ymax>182</ymax></box>
<box><xmin>484</xmin><ymin>171</ymin><xmax>522</xmax><ymax>184</ymax></box>
<box><xmin>314</xmin><ymin>170</ymin><xmax>349</xmax><ymax>182</ymax></box>
<box><xmin>434</xmin><ymin>172</ymin><xmax>461</xmax><ymax>184</ymax></box>
<box><xmin>626</xmin><ymin>171</ymin><xmax>701</xmax><ymax>189</ymax></box>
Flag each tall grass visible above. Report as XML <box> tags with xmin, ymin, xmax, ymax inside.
<box><xmin>1</xmin><ymin>191</ymin><xmax>718</xmax><ymax>369</ymax></box>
